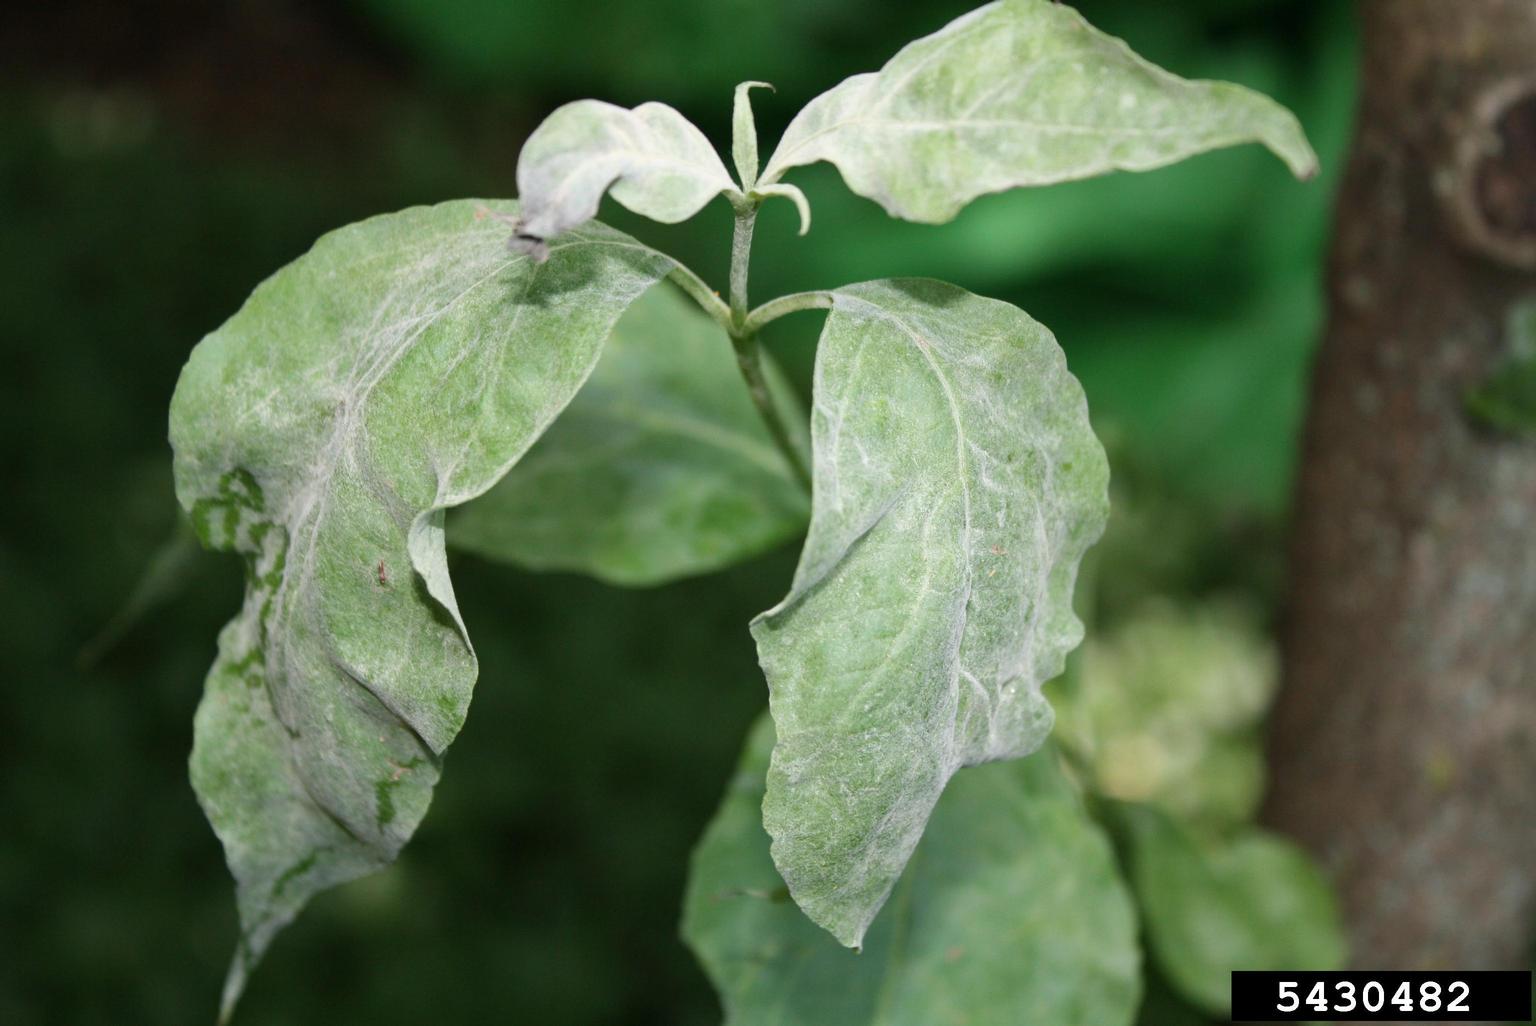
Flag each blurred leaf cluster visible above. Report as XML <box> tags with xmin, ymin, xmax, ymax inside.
<box><xmin>1</xmin><ymin>0</ymin><xmax>1354</xmax><ymax>1023</ymax></box>
<box><xmin>1034</xmin><ymin>434</ymin><xmax>1350</xmax><ymax>1021</ymax></box>
<box><xmin>1056</xmin><ymin>596</ymin><xmax>1276</xmax><ymax>833</ymax></box>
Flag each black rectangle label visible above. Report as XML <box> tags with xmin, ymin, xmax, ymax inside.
<box><xmin>1231</xmin><ymin>971</ymin><xmax>1531</xmax><ymax>1021</ymax></box>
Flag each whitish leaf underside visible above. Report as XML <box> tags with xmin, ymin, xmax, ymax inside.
<box><xmin>513</xmin><ymin>100</ymin><xmax>739</xmax><ymax>255</ymax></box>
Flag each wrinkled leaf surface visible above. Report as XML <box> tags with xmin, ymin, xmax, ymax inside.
<box><xmin>753</xmin><ymin>278</ymin><xmax>1108</xmax><ymax>946</ymax></box>
<box><xmin>760</xmin><ymin>0</ymin><xmax>1317</xmax><ymax>223</ymax></box>
<box><xmin>169</xmin><ymin>200</ymin><xmax>673</xmax><ymax>1014</ymax></box>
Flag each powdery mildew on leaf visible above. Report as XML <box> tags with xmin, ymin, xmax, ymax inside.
<box><xmin>513</xmin><ymin>100</ymin><xmax>740</xmax><ymax>256</ymax></box>
<box><xmin>683</xmin><ymin>717</ymin><xmax>1140</xmax><ymax>1026</ymax></box>
<box><xmin>759</xmin><ymin>0</ymin><xmax>1318</xmax><ymax>223</ymax></box>
<box><xmin>751</xmin><ymin>278</ymin><xmax>1109</xmax><ymax>947</ymax></box>
<box><xmin>168</xmin><ymin>201</ymin><xmax>673</xmax><ymax>1016</ymax></box>
<box><xmin>451</xmin><ymin>284</ymin><xmax>809</xmax><ymax>586</ymax></box>
<box><xmin>731</xmin><ymin>80</ymin><xmax>773</xmax><ymax>191</ymax></box>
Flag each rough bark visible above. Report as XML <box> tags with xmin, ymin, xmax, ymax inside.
<box><xmin>1264</xmin><ymin>0</ymin><xmax>1536</xmax><ymax>977</ymax></box>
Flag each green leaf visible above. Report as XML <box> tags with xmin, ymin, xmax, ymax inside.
<box><xmin>751</xmin><ymin>182</ymin><xmax>813</xmax><ymax>236</ymax></box>
<box><xmin>168</xmin><ymin>200</ymin><xmax>674</xmax><ymax>1017</ymax></box>
<box><xmin>450</xmin><ymin>284</ymin><xmax>810</xmax><ymax>587</ymax></box>
<box><xmin>1466</xmin><ymin>299</ymin><xmax>1536</xmax><ymax>437</ymax></box>
<box><xmin>731</xmin><ymin>81</ymin><xmax>772</xmax><ymax>191</ymax></box>
<box><xmin>684</xmin><ymin>717</ymin><xmax>1140</xmax><ymax>1026</ymax></box>
<box><xmin>1117</xmin><ymin>804</ymin><xmax>1347</xmax><ymax>1016</ymax></box>
<box><xmin>1468</xmin><ymin>356</ymin><xmax>1536</xmax><ymax>436</ymax></box>
<box><xmin>512</xmin><ymin>100</ymin><xmax>739</xmax><ymax>257</ymax></box>
<box><xmin>729</xmin><ymin>81</ymin><xmax>813</xmax><ymax>234</ymax></box>
<box><xmin>759</xmin><ymin>0</ymin><xmax>1317</xmax><ymax>223</ymax></box>
<box><xmin>752</xmin><ymin>278</ymin><xmax>1109</xmax><ymax>946</ymax></box>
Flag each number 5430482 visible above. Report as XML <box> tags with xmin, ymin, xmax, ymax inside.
<box><xmin>1278</xmin><ymin>978</ymin><xmax>1470</xmax><ymax>1014</ymax></box>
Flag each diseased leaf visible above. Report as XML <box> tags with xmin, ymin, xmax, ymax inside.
<box><xmin>168</xmin><ymin>200</ymin><xmax>674</xmax><ymax>1017</ymax></box>
<box><xmin>752</xmin><ymin>278</ymin><xmax>1109</xmax><ymax>947</ymax></box>
<box><xmin>450</xmin><ymin>284</ymin><xmax>809</xmax><ymax>586</ymax></box>
<box><xmin>1117</xmin><ymin>804</ymin><xmax>1346</xmax><ymax>1016</ymax></box>
<box><xmin>729</xmin><ymin>81</ymin><xmax>813</xmax><ymax>234</ymax></box>
<box><xmin>759</xmin><ymin>0</ymin><xmax>1317</xmax><ymax>223</ymax></box>
<box><xmin>731</xmin><ymin>80</ymin><xmax>772</xmax><ymax>190</ymax></box>
<box><xmin>751</xmin><ymin>182</ymin><xmax>813</xmax><ymax>236</ymax></box>
<box><xmin>513</xmin><ymin>100</ymin><xmax>739</xmax><ymax>257</ymax></box>
<box><xmin>684</xmin><ymin>717</ymin><xmax>1140</xmax><ymax>1026</ymax></box>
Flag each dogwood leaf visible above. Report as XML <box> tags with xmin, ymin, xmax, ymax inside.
<box><xmin>1117</xmin><ymin>804</ymin><xmax>1346</xmax><ymax>1016</ymax></box>
<box><xmin>729</xmin><ymin>80</ymin><xmax>813</xmax><ymax>234</ymax></box>
<box><xmin>684</xmin><ymin>717</ymin><xmax>1140</xmax><ymax>1026</ymax></box>
<box><xmin>732</xmin><ymin>80</ymin><xmax>773</xmax><ymax>190</ymax></box>
<box><xmin>168</xmin><ymin>200</ymin><xmax>673</xmax><ymax>1018</ymax></box>
<box><xmin>451</xmin><ymin>284</ymin><xmax>809</xmax><ymax>586</ymax></box>
<box><xmin>759</xmin><ymin>0</ymin><xmax>1317</xmax><ymax>223</ymax></box>
<box><xmin>512</xmin><ymin>100</ymin><xmax>739</xmax><ymax>257</ymax></box>
<box><xmin>752</xmin><ymin>278</ymin><xmax>1109</xmax><ymax>947</ymax></box>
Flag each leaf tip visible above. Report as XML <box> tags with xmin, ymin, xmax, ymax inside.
<box><xmin>1270</xmin><ymin>115</ymin><xmax>1321</xmax><ymax>183</ymax></box>
<box><xmin>835</xmin><ymin>921</ymin><xmax>869</xmax><ymax>951</ymax></box>
<box><xmin>506</xmin><ymin>227</ymin><xmax>550</xmax><ymax>263</ymax></box>
<box><xmin>1291</xmin><ymin>147</ymin><xmax>1322</xmax><ymax>183</ymax></box>
<box><xmin>475</xmin><ymin>204</ymin><xmax>550</xmax><ymax>261</ymax></box>
<box><xmin>216</xmin><ymin>947</ymin><xmax>251</xmax><ymax>1026</ymax></box>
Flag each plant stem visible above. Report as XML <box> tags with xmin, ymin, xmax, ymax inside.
<box><xmin>731</xmin><ymin>331</ymin><xmax>812</xmax><ymax>493</ymax></box>
<box><xmin>726</xmin><ymin>199</ymin><xmax>812</xmax><ymax>493</ymax></box>
<box><xmin>729</xmin><ymin>202</ymin><xmax>758</xmax><ymax>330</ymax></box>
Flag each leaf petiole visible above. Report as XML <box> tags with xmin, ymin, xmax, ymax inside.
<box><xmin>731</xmin><ymin>330</ymin><xmax>811</xmax><ymax>494</ymax></box>
<box><xmin>665</xmin><ymin>264</ymin><xmax>733</xmax><ymax>335</ymax></box>
<box><xmin>743</xmin><ymin>290</ymin><xmax>834</xmax><ymax>334</ymax></box>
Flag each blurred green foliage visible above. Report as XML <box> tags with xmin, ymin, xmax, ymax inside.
<box><xmin>1054</xmin><ymin>597</ymin><xmax>1277</xmax><ymax>834</ymax></box>
<box><xmin>0</xmin><ymin>0</ymin><xmax>1354</xmax><ymax>1023</ymax></box>
<box><xmin>1466</xmin><ymin>299</ymin><xmax>1536</xmax><ymax>437</ymax></box>
<box><xmin>1114</xmin><ymin>801</ymin><xmax>1345</xmax><ymax>1018</ymax></box>
<box><xmin>684</xmin><ymin>723</ymin><xmax>1141</xmax><ymax>1026</ymax></box>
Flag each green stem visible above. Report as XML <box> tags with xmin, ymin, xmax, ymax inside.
<box><xmin>726</xmin><ymin>199</ymin><xmax>812</xmax><ymax>493</ymax></box>
<box><xmin>729</xmin><ymin>202</ymin><xmax>758</xmax><ymax>330</ymax></box>
<box><xmin>731</xmin><ymin>332</ymin><xmax>812</xmax><ymax>493</ymax></box>
<box><xmin>666</xmin><ymin>265</ymin><xmax>732</xmax><ymax>335</ymax></box>
<box><xmin>744</xmin><ymin>290</ymin><xmax>834</xmax><ymax>334</ymax></box>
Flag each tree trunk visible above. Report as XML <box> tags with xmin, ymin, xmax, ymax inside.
<box><xmin>1264</xmin><ymin>0</ymin><xmax>1536</xmax><ymax>976</ymax></box>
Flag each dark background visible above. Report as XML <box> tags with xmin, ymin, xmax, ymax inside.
<box><xmin>0</xmin><ymin>1</ymin><xmax>1355</xmax><ymax>1022</ymax></box>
